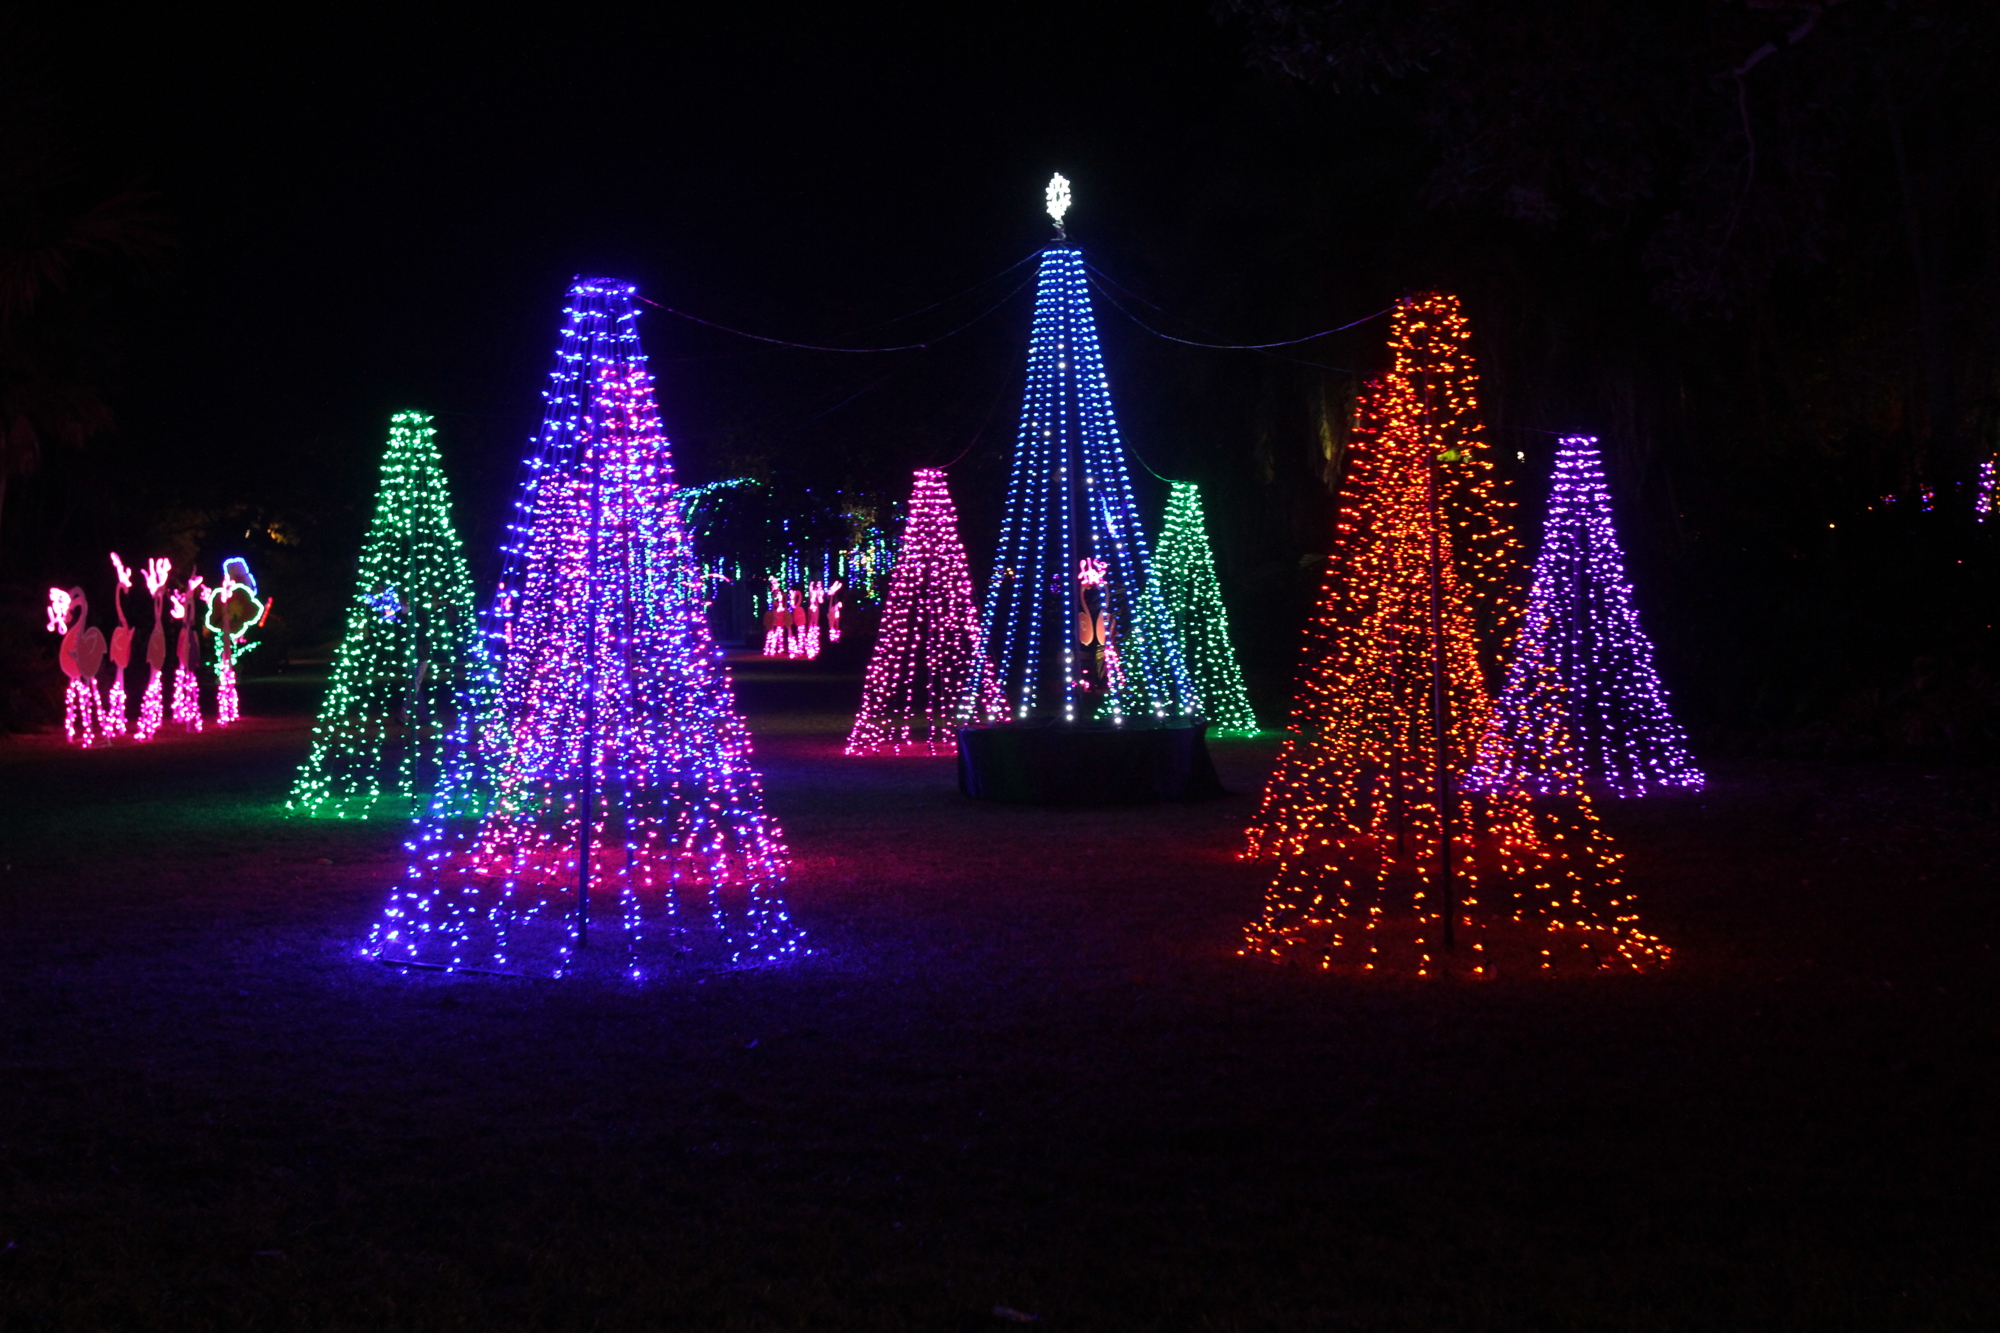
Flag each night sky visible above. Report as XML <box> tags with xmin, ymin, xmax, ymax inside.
<box><xmin>32</xmin><ymin>7</ymin><xmax>1311</xmax><ymax>562</ymax></box>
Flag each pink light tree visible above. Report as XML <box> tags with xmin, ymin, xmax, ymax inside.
<box><xmin>846</xmin><ymin>469</ymin><xmax>1004</xmax><ymax>755</ymax></box>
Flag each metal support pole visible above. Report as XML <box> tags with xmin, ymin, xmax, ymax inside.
<box><xmin>1427</xmin><ymin>429</ymin><xmax>1455</xmax><ymax>952</ymax></box>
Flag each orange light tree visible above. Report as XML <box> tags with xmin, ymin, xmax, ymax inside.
<box><xmin>1242</xmin><ymin>292</ymin><xmax>1667</xmax><ymax>976</ymax></box>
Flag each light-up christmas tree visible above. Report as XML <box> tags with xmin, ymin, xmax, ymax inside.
<box><xmin>1243</xmin><ymin>293</ymin><xmax>1666</xmax><ymax>976</ymax></box>
<box><xmin>1466</xmin><ymin>435</ymin><xmax>1704</xmax><ymax>799</ymax></box>
<box><xmin>289</xmin><ymin>411</ymin><xmax>495</xmax><ymax>817</ymax></box>
<box><xmin>367</xmin><ymin>279</ymin><xmax>802</xmax><ymax>978</ymax></box>
<box><xmin>978</xmin><ymin>179</ymin><xmax>1197</xmax><ymax>723</ymax></box>
<box><xmin>1150</xmin><ymin>482</ymin><xmax>1259</xmax><ymax>736</ymax></box>
<box><xmin>847</xmin><ymin>468</ymin><xmax>1003</xmax><ymax>754</ymax></box>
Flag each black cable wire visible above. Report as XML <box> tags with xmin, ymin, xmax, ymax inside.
<box><xmin>638</xmin><ymin>250</ymin><xmax>1040</xmax><ymax>354</ymax></box>
<box><xmin>1082</xmin><ymin>260</ymin><xmax>1391</xmax><ymax>350</ymax></box>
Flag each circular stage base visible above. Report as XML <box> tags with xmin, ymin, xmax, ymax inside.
<box><xmin>957</xmin><ymin>718</ymin><xmax>1225</xmax><ymax>805</ymax></box>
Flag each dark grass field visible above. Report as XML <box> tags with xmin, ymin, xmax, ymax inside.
<box><xmin>1</xmin><ymin>661</ymin><xmax>1995</xmax><ymax>1330</ymax></box>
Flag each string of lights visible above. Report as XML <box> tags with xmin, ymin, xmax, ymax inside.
<box><xmin>288</xmin><ymin>411</ymin><xmax>497</xmax><ymax>818</ymax></box>
<box><xmin>1466</xmin><ymin>435</ymin><xmax>1704</xmax><ymax>799</ymax></box>
<box><xmin>1150</xmin><ymin>482</ymin><xmax>1260</xmax><ymax>736</ymax></box>
<box><xmin>368</xmin><ymin>279</ymin><xmax>803</xmax><ymax>979</ymax></box>
<box><xmin>978</xmin><ymin>244</ymin><xmax>1199</xmax><ymax>724</ymax></box>
<box><xmin>847</xmin><ymin>469</ymin><xmax>1005</xmax><ymax>754</ymax></box>
<box><xmin>1242</xmin><ymin>293</ymin><xmax>1667</xmax><ymax>977</ymax></box>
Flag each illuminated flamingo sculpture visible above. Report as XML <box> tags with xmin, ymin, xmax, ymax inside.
<box><xmin>103</xmin><ymin>553</ymin><xmax>136</xmax><ymax>738</ymax></box>
<box><xmin>762</xmin><ymin>578</ymin><xmax>786</xmax><ymax>657</ymax></box>
<box><xmin>170</xmin><ymin>576</ymin><xmax>205</xmax><ymax>732</ymax></box>
<box><xmin>785</xmin><ymin>586</ymin><xmax>807</xmax><ymax>658</ymax></box>
<box><xmin>203</xmin><ymin>557</ymin><xmax>269</xmax><ymax>727</ymax></box>
<box><xmin>803</xmin><ymin>582</ymin><xmax>823</xmax><ymax>660</ymax></box>
<box><xmin>47</xmin><ymin>587</ymin><xmax>106</xmax><ymax>746</ymax></box>
<box><xmin>135</xmin><ymin>557</ymin><xmax>171</xmax><ymax>740</ymax></box>
<box><xmin>826</xmin><ymin>581</ymin><xmax>844</xmax><ymax>643</ymax></box>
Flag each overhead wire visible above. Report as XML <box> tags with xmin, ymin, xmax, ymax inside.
<box><xmin>638</xmin><ymin>248</ymin><xmax>1041</xmax><ymax>354</ymax></box>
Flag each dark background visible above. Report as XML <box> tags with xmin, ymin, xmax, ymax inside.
<box><xmin>4</xmin><ymin>1</ymin><xmax>1997</xmax><ymax>748</ymax></box>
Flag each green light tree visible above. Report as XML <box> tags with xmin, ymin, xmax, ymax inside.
<box><xmin>288</xmin><ymin>411</ymin><xmax>493</xmax><ymax>817</ymax></box>
<box><xmin>1150</xmin><ymin>482</ymin><xmax>1259</xmax><ymax>736</ymax></box>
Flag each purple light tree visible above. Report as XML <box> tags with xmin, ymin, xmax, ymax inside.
<box><xmin>367</xmin><ymin>278</ymin><xmax>803</xmax><ymax>978</ymax></box>
<box><xmin>1468</xmin><ymin>435</ymin><xmax>1703</xmax><ymax>799</ymax></box>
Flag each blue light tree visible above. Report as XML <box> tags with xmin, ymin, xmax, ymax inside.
<box><xmin>978</xmin><ymin>196</ymin><xmax>1197</xmax><ymax>723</ymax></box>
<box><xmin>1467</xmin><ymin>435</ymin><xmax>1704</xmax><ymax>799</ymax></box>
<box><xmin>367</xmin><ymin>279</ymin><xmax>804</xmax><ymax>979</ymax></box>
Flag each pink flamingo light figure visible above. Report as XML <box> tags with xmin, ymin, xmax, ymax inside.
<box><xmin>825</xmin><ymin>579</ymin><xmax>845</xmax><ymax>643</ymax></box>
<box><xmin>103</xmin><ymin>553</ymin><xmax>136</xmax><ymax>737</ymax></box>
<box><xmin>170</xmin><ymin>576</ymin><xmax>205</xmax><ymax>732</ymax></box>
<box><xmin>47</xmin><ymin>587</ymin><xmax>106</xmax><ymax>746</ymax></box>
<box><xmin>803</xmin><ymin>580</ymin><xmax>827</xmax><ymax>661</ymax></box>
<box><xmin>202</xmin><ymin>557</ymin><xmax>268</xmax><ymax>727</ymax></box>
<box><xmin>135</xmin><ymin>557</ymin><xmax>171</xmax><ymax>740</ymax></box>
<box><xmin>786</xmin><ymin>586</ymin><xmax>808</xmax><ymax>659</ymax></box>
<box><xmin>762</xmin><ymin>577</ymin><xmax>786</xmax><ymax>657</ymax></box>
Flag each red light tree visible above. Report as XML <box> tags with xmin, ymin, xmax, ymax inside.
<box><xmin>1242</xmin><ymin>293</ymin><xmax>1667</xmax><ymax>976</ymax></box>
<box><xmin>846</xmin><ymin>468</ymin><xmax>1002</xmax><ymax>754</ymax></box>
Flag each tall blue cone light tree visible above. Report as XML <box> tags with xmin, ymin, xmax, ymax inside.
<box><xmin>978</xmin><ymin>178</ymin><xmax>1198</xmax><ymax>723</ymax></box>
<box><xmin>367</xmin><ymin>279</ymin><xmax>803</xmax><ymax>979</ymax></box>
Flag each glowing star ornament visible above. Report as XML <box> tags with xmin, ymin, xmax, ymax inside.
<box><xmin>102</xmin><ymin>553</ymin><xmax>135</xmax><ymax>738</ymax></box>
<box><xmin>847</xmin><ymin>469</ymin><xmax>1005</xmax><ymax>755</ymax></box>
<box><xmin>1242</xmin><ymin>293</ymin><xmax>1666</xmax><ymax>977</ymax></box>
<box><xmin>1045</xmin><ymin>172</ymin><xmax>1072</xmax><ymax>233</ymax></box>
<box><xmin>169</xmin><ymin>577</ymin><xmax>205</xmax><ymax>732</ymax></box>
<box><xmin>202</xmin><ymin>557</ymin><xmax>269</xmax><ymax>727</ymax></box>
<box><xmin>289</xmin><ymin>411</ymin><xmax>496</xmax><ymax>819</ymax></box>
<box><xmin>978</xmin><ymin>245</ymin><xmax>1198</xmax><ymax>723</ymax></box>
<box><xmin>47</xmin><ymin>587</ymin><xmax>105</xmax><ymax>746</ymax></box>
<box><xmin>368</xmin><ymin>278</ymin><xmax>802</xmax><ymax>979</ymax></box>
<box><xmin>1149</xmin><ymin>482</ymin><xmax>1259</xmax><ymax>737</ymax></box>
<box><xmin>1466</xmin><ymin>436</ymin><xmax>1704</xmax><ymax>799</ymax></box>
<box><xmin>134</xmin><ymin>557</ymin><xmax>171</xmax><ymax>741</ymax></box>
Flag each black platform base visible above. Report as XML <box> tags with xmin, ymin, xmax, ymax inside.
<box><xmin>956</xmin><ymin>718</ymin><xmax>1226</xmax><ymax>805</ymax></box>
